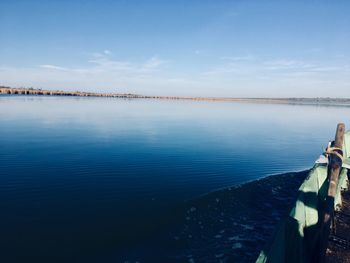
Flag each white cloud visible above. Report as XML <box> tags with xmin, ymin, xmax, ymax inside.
<box><xmin>0</xmin><ymin>52</ymin><xmax>178</xmax><ymax>94</ymax></box>
<box><xmin>40</xmin><ymin>64</ymin><xmax>68</xmax><ymax>71</ymax></box>
<box><xmin>103</xmin><ymin>49</ymin><xmax>112</xmax><ymax>55</ymax></box>
<box><xmin>305</xmin><ymin>47</ymin><xmax>323</xmax><ymax>53</ymax></box>
<box><xmin>220</xmin><ymin>55</ymin><xmax>254</xmax><ymax>61</ymax></box>
<box><xmin>216</xmin><ymin>56</ymin><xmax>346</xmax><ymax>75</ymax></box>
<box><xmin>194</xmin><ymin>49</ymin><xmax>211</xmax><ymax>56</ymax></box>
<box><xmin>38</xmin><ymin>52</ymin><xmax>168</xmax><ymax>77</ymax></box>
<box><xmin>86</xmin><ymin>52</ymin><xmax>166</xmax><ymax>73</ymax></box>
<box><xmin>197</xmin><ymin>56</ymin><xmax>350</xmax><ymax>96</ymax></box>
<box><xmin>143</xmin><ymin>56</ymin><xmax>167</xmax><ymax>70</ymax></box>
<box><xmin>1</xmin><ymin>53</ymin><xmax>350</xmax><ymax>97</ymax></box>
<box><xmin>262</xmin><ymin>59</ymin><xmax>315</xmax><ymax>70</ymax></box>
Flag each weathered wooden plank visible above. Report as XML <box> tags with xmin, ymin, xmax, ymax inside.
<box><xmin>320</xmin><ymin>123</ymin><xmax>345</xmax><ymax>263</ymax></box>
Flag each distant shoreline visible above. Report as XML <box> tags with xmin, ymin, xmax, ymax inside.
<box><xmin>1</xmin><ymin>86</ymin><xmax>350</xmax><ymax>106</ymax></box>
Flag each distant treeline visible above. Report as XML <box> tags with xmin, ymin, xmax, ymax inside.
<box><xmin>1</xmin><ymin>86</ymin><xmax>350</xmax><ymax>105</ymax></box>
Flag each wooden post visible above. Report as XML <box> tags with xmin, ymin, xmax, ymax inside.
<box><xmin>319</xmin><ymin>123</ymin><xmax>345</xmax><ymax>262</ymax></box>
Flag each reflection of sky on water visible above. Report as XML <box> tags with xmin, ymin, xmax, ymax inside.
<box><xmin>1</xmin><ymin>96</ymin><xmax>349</xmax><ymax>262</ymax></box>
<box><xmin>1</xmin><ymin>96</ymin><xmax>349</xmax><ymax>200</ymax></box>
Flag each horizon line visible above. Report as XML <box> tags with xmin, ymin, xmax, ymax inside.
<box><xmin>1</xmin><ymin>86</ymin><xmax>350</xmax><ymax>103</ymax></box>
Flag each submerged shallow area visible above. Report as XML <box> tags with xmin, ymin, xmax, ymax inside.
<box><xmin>0</xmin><ymin>95</ymin><xmax>348</xmax><ymax>262</ymax></box>
<box><xmin>168</xmin><ymin>170</ymin><xmax>309</xmax><ymax>263</ymax></box>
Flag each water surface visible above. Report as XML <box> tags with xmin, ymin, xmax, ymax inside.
<box><xmin>0</xmin><ymin>96</ymin><xmax>347</xmax><ymax>262</ymax></box>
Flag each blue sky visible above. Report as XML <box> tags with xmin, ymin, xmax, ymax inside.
<box><xmin>1</xmin><ymin>0</ymin><xmax>349</xmax><ymax>97</ymax></box>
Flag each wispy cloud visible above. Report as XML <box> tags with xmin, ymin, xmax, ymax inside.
<box><xmin>220</xmin><ymin>55</ymin><xmax>254</xmax><ymax>61</ymax></box>
<box><xmin>143</xmin><ymin>56</ymin><xmax>167</xmax><ymax>70</ymax></box>
<box><xmin>305</xmin><ymin>47</ymin><xmax>323</xmax><ymax>53</ymax></box>
<box><xmin>86</xmin><ymin>52</ymin><xmax>167</xmax><ymax>73</ymax></box>
<box><xmin>38</xmin><ymin>52</ymin><xmax>168</xmax><ymax>77</ymax></box>
<box><xmin>40</xmin><ymin>64</ymin><xmax>68</xmax><ymax>71</ymax></box>
<box><xmin>199</xmin><ymin>56</ymin><xmax>350</xmax><ymax>97</ymax></box>
<box><xmin>103</xmin><ymin>49</ymin><xmax>112</xmax><ymax>55</ymax></box>
<box><xmin>1</xmin><ymin>53</ymin><xmax>350</xmax><ymax>97</ymax></box>
<box><xmin>262</xmin><ymin>59</ymin><xmax>350</xmax><ymax>74</ymax></box>
<box><xmin>262</xmin><ymin>59</ymin><xmax>316</xmax><ymax>70</ymax></box>
<box><xmin>194</xmin><ymin>49</ymin><xmax>208</xmax><ymax>55</ymax></box>
<box><xmin>0</xmin><ymin>51</ymin><xmax>177</xmax><ymax>94</ymax></box>
<box><xmin>208</xmin><ymin>56</ymin><xmax>349</xmax><ymax>76</ymax></box>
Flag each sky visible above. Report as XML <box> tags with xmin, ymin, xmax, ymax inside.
<box><xmin>0</xmin><ymin>0</ymin><xmax>349</xmax><ymax>97</ymax></box>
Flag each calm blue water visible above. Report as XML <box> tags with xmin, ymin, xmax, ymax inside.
<box><xmin>0</xmin><ymin>95</ymin><xmax>348</xmax><ymax>262</ymax></box>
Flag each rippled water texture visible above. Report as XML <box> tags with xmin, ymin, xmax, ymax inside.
<box><xmin>0</xmin><ymin>96</ymin><xmax>348</xmax><ymax>262</ymax></box>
